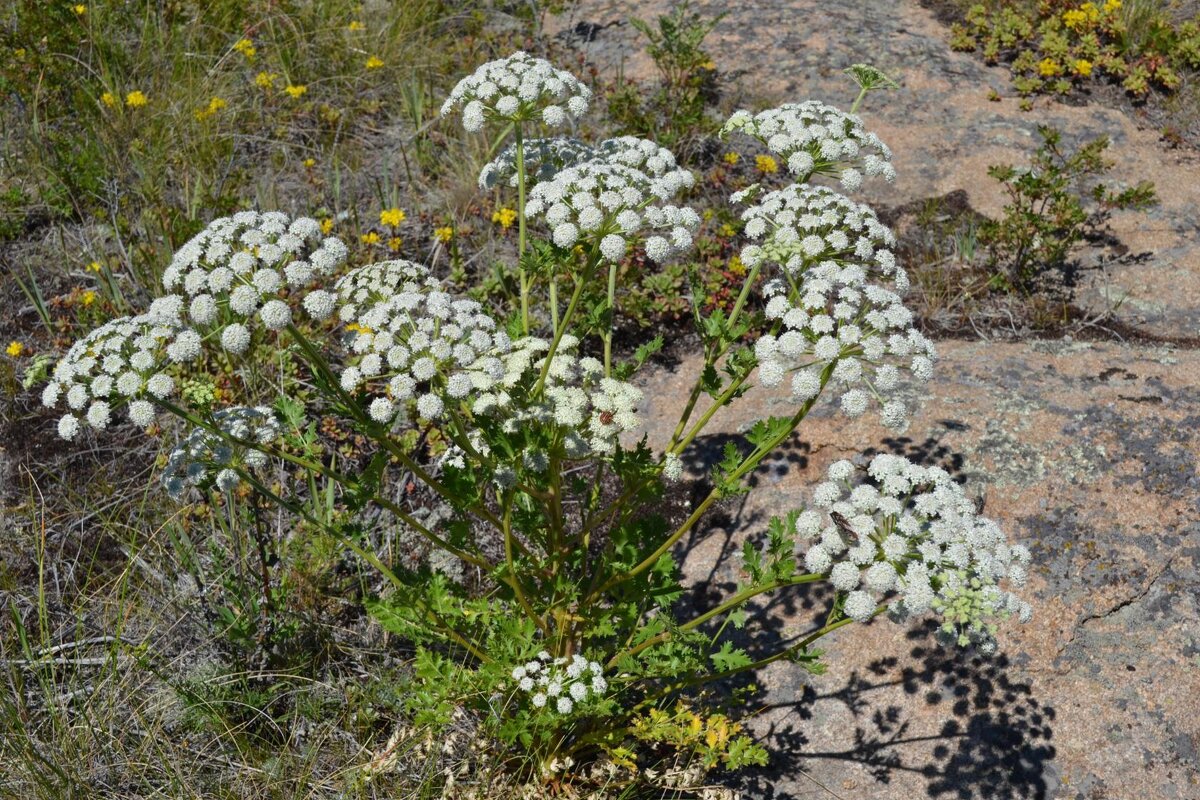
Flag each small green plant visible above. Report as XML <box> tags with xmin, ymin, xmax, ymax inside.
<box><xmin>949</xmin><ymin>0</ymin><xmax>1200</xmax><ymax>97</ymax></box>
<box><xmin>607</xmin><ymin>2</ymin><xmax>727</xmax><ymax>154</ymax></box>
<box><xmin>980</xmin><ymin>125</ymin><xmax>1156</xmax><ymax>290</ymax></box>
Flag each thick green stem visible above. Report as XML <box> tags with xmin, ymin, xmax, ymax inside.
<box><xmin>603</xmin><ymin>258</ymin><xmax>618</xmax><ymax>377</ymax></box>
<box><xmin>515</xmin><ymin>126</ymin><xmax>530</xmax><ymax>334</ymax></box>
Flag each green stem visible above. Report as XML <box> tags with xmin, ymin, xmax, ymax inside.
<box><xmin>633</xmin><ymin>609</ymin><xmax>882</xmax><ymax>711</ymax></box>
<box><xmin>549</xmin><ymin>278</ymin><xmax>559</xmax><ymax>335</ymax></box>
<box><xmin>850</xmin><ymin>86</ymin><xmax>869</xmax><ymax>114</ymax></box>
<box><xmin>502</xmin><ymin>497</ymin><xmax>547</xmax><ymax>633</ymax></box>
<box><xmin>605</xmin><ymin>573</ymin><xmax>824</xmax><ymax>669</ymax></box>
<box><xmin>591</xmin><ymin>362</ymin><xmax>834</xmax><ymax>600</ymax></box>
<box><xmin>533</xmin><ymin>246</ymin><xmax>598</xmax><ymax>395</ymax></box>
<box><xmin>603</xmin><ymin>258</ymin><xmax>618</xmax><ymax>377</ymax></box>
<box><xmin>725</xmin><ymin>259</ymin><xmax>763</xmax><ymax>333</ymax></box>
<box><xmin>515</xmin><ymin>125</ymin><xmax>530</xmax><ymax>334</ymax></box>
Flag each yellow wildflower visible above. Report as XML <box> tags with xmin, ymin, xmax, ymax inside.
<box><xmin>722</xmin><ymin>151</ymin><xmax>740</xmax><ymax>165</ymax></box>
<box><xmin>81</xmin><ymin>290</ymin><xmax>97</xmax><ymax>306</ymax></box>
<box><xmin>728</xmin><ymin>255</ymin><xmax>746</xmax><ymax>276</ymax></box>
<box><xmin>233</xmin><ymin>38</ymin><xmax>256</xmax><ymax>59</ymax></box>
<box><xmin>365</xmin><ymin>55</ymin><xmax>384</xmax><ymax>70</ymax></box>
<box><xmin>379</xmin><ymin>207</ymin><xmax>406</xmax><ymax>227</ymax></box>
<box><xmin>73</xmin><ymin>4</ymin><xmax>86</xmax><ymax>15</ymax></box>
<box><xmin>492</xmin><ymin>208</ymin><xmax>517</xmax><ymax>229</ymax></box>
<box><xmin>125</xmin><ymin>90</ymin><xmax>148</xmax><ymax>108</ymax></box>
<box><xmin>6</xmin><ymin>341</ymin><xmax>24</xmax><ymax>357</ymax></box>
<box><xmin>1103</xmin><ymin>0</ymin><xmax>1121</xmax><ymax>12</ymax></box>
<box><xmin>702</xmin><ymin>208</ymin><xmax>714</xmax><ymax>221</ymax></box>
<box><xmin>348</xmin><ymin>20</ymin><xmax>365</xmax><ymax>31</ymax></box>
<box><xmin>284</xmin><ymin>84</ymin><xmax>307</xmax><ymax>99</ymax></box>
<box><xmin>387</xmin><ymin>236</ymin><xmax>403</xmax><ymax>252</ymax></box>
<box><xmin>320</xmin><ymin>218</ymin><xmax>334</xmax><ymax>234</ymax></box>
<box><xmin>255</xmin><ymin>71</ymin><xmax>278</xmax><ymax>90</ymax></box>
<box><xmin>194</xmin><ymin>96</ymin><xmax>227</xmax><ymax>121</ymax></box>
<box><xmin>755</xmin><ymin>154</ymin><xmax>778</xmax><ymax>174</ymax></box>
<box><xmin>1062</xmin><ymin>9</ymin><xmax>1088</xmax><ymax>29</ymax></box>
<box><xmin>360</xmin><ymin>231</ymin><xmax>380</xmax><ymax>245</ymax></box>
<box><xmin>86</xmin><ymin>261</ymin><xmax>103</xmax><ymax>272</ymax></box>
<box><xmin>1038</xmin><ymin>58</ymin><xmax>1062</xmax><ymax>77</ymax></box>
<box><xmin>1074</xmin><ymin>59</ymin><xmax>1093</xmax><ymax>77</ymax></box>
<box><xmin>719</xmin><ymin>223</ymin><xmax>736</xmax><ymax>238</ymax></box>
<box><xmin>345</xmin><ymin>322</ymin><xmax>372</xmax><ymax>334</ymax></box>
<box><xmin>100</xmin><ymin>91</ymin><xmax>117</xmax><ymax>108</ymax></box>
<box><xmin>434</xmin><ymin>226</ymin><xmax>454</xmax><ymax>243</ymax></box>
<box><xmin>303</xmin><ymin>157</ymin><xmax>316</xmax><ymax>168</ymax></box>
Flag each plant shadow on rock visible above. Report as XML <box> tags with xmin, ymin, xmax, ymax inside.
<box><xmin>667</xmin><ymin>428</ymin><xmax>1056</xmax><ymax>797</ymax></box>
<box><xmin>734</xmin><ymin>619</ymin><xmax>1057</xmax><ymax>800</ymax></box>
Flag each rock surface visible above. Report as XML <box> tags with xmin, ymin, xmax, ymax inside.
<box><xmin>549</xmin><ymin>2</ymin><xmax>1200</xmax><ymax>797</ymax></box>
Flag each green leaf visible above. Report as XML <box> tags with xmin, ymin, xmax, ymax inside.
<box><xmin>711</xmin><ymin>640</ymin><xmax>752</xmax><ymax>672</ymax></box>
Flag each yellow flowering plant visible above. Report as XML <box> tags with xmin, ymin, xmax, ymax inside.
<box><xmin>950</xmin><ymin>0</ymin><xmax>1200</xmax><ymax>96</ymax></box>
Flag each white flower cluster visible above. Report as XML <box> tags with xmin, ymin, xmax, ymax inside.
<box><xmin>472</xmin><ymin>335</ymin><xmax>642</xmax><ymax>458</ymax></box>
<box><xmin>478</xmin><ymin>135</ymin><xmax>689</xmax><ymax>193</ymax></box>
<box><xmin>162</xmin><ymin>211</ymin><xmax>348</xmax><ymax>354</ymax></box>
<box><xmin>738</xmin><ymin>184</ymin><xmax>908</xmax><ymax>293</ymax></box>
<box><xmin>478</xmin><ymin>137</ymin><xmax>598</xmax><ymax>190</ymax></box>
<box><xmin>511</xmin><ymin>651</ymin><xmax>608</xmax><ymax>715</ymax></box>
<box><xmin>796</xmin><ymin>455</ymin><xmax>1032</xmax><ymax>652</ymax></box>
<box><xmin>42</xmin><ymin>296</ymin><xmax>194</xmax><ymax>440</ymax></box>
<box><xmin>334</xmin><ymin>260</ymin><xmax>511</xmax><ymax>423</ymax></box>
<box><xmin>440</xmin><ymin>51</ymin><xmax>591</xmax><ymax>133</ymax></box>
<box><xmin>524</xmin><ymin>157</ymin><xmax>698</xmax><ymax>264</ymax></box>
<box><xmin>754</xmin><ymin>261</ymin><xmax>934</xmax><ymax>431</ymax></box>
<box><xmin>723</xmin><ymin>101</ymin><xmax>895</xmax><ymax>189</ymax></box>
<box><xmin>161</xmin><ymin>406</ymin><xmax>283</xmax><ymax>500</ymax></box>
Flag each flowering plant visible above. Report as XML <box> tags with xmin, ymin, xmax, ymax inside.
<box><xmin>41</xmin><ymin>53</ymin><xmax>1032</xmax><ymax>790</ymax></box>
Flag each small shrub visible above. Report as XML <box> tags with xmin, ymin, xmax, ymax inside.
<box><xmin>980</xmin><ymin>125</ymin><xmax>1156</xmax><ymax>290</ymax></box>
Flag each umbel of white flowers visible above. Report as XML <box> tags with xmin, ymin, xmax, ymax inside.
<box><xmin>440</xmin><ymin>50</ymin><xmax>592</xmax><ymax>132</ymax></box>
<box><xmin>796</xmin><ymin>454</ymin><xmax>1032</xmax><ymax>652</ymax></box>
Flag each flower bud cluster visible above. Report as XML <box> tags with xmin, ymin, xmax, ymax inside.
<box><xmin>333</xmin><ymin>260</ymin><xmax>511</xmax><ymax>424</ymax></box>
<box><xmin>796</xmin><ymin>455</ymin><xmax>1032</xmax><ymax>652</ymax></box>
<box><xmin>511</xmin><ymin>651</ymin><xmax>608</xmax><ymax>715</ymax></box>
<box><xmin>472</xmin><ymin>336</ymin><xmax>642</xmax><ymax>458</ymax></box>
<box><xmin>440</xmin><ymin>51</ymin><xmax>591</xmax><ymax>133</ymax></box>
<box><xmin>162</xmin><ymin>211</ymin><xmax>348</xmax><ymax>354</ymax></box>
<box><xmin>161</xmin><ymin>406</ymin><xmax>283</xmax><ymax>500</ymax></box>
<box><xmin>42</xmin><ymin>296</ymin><xmax>193</xmax><ymax>439</ymax></box>
<box><xmin>722</xmin><ymin>101</ymin><xmax>895</xmax><ymax>189</ymax></box>
<box><xmin>738</xmin><ymin>184</ymin><xmax>908</xmax><ymax>292</ymax></box>
<box><xmin>753</xmin><ymin>257</ymin><xmax>934</xmax><ymax>431</ymax></box>
<box><xmin>524</xmin><ymin>158</ymin><xmax>698</xmax><ymax>264</ymax></box>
